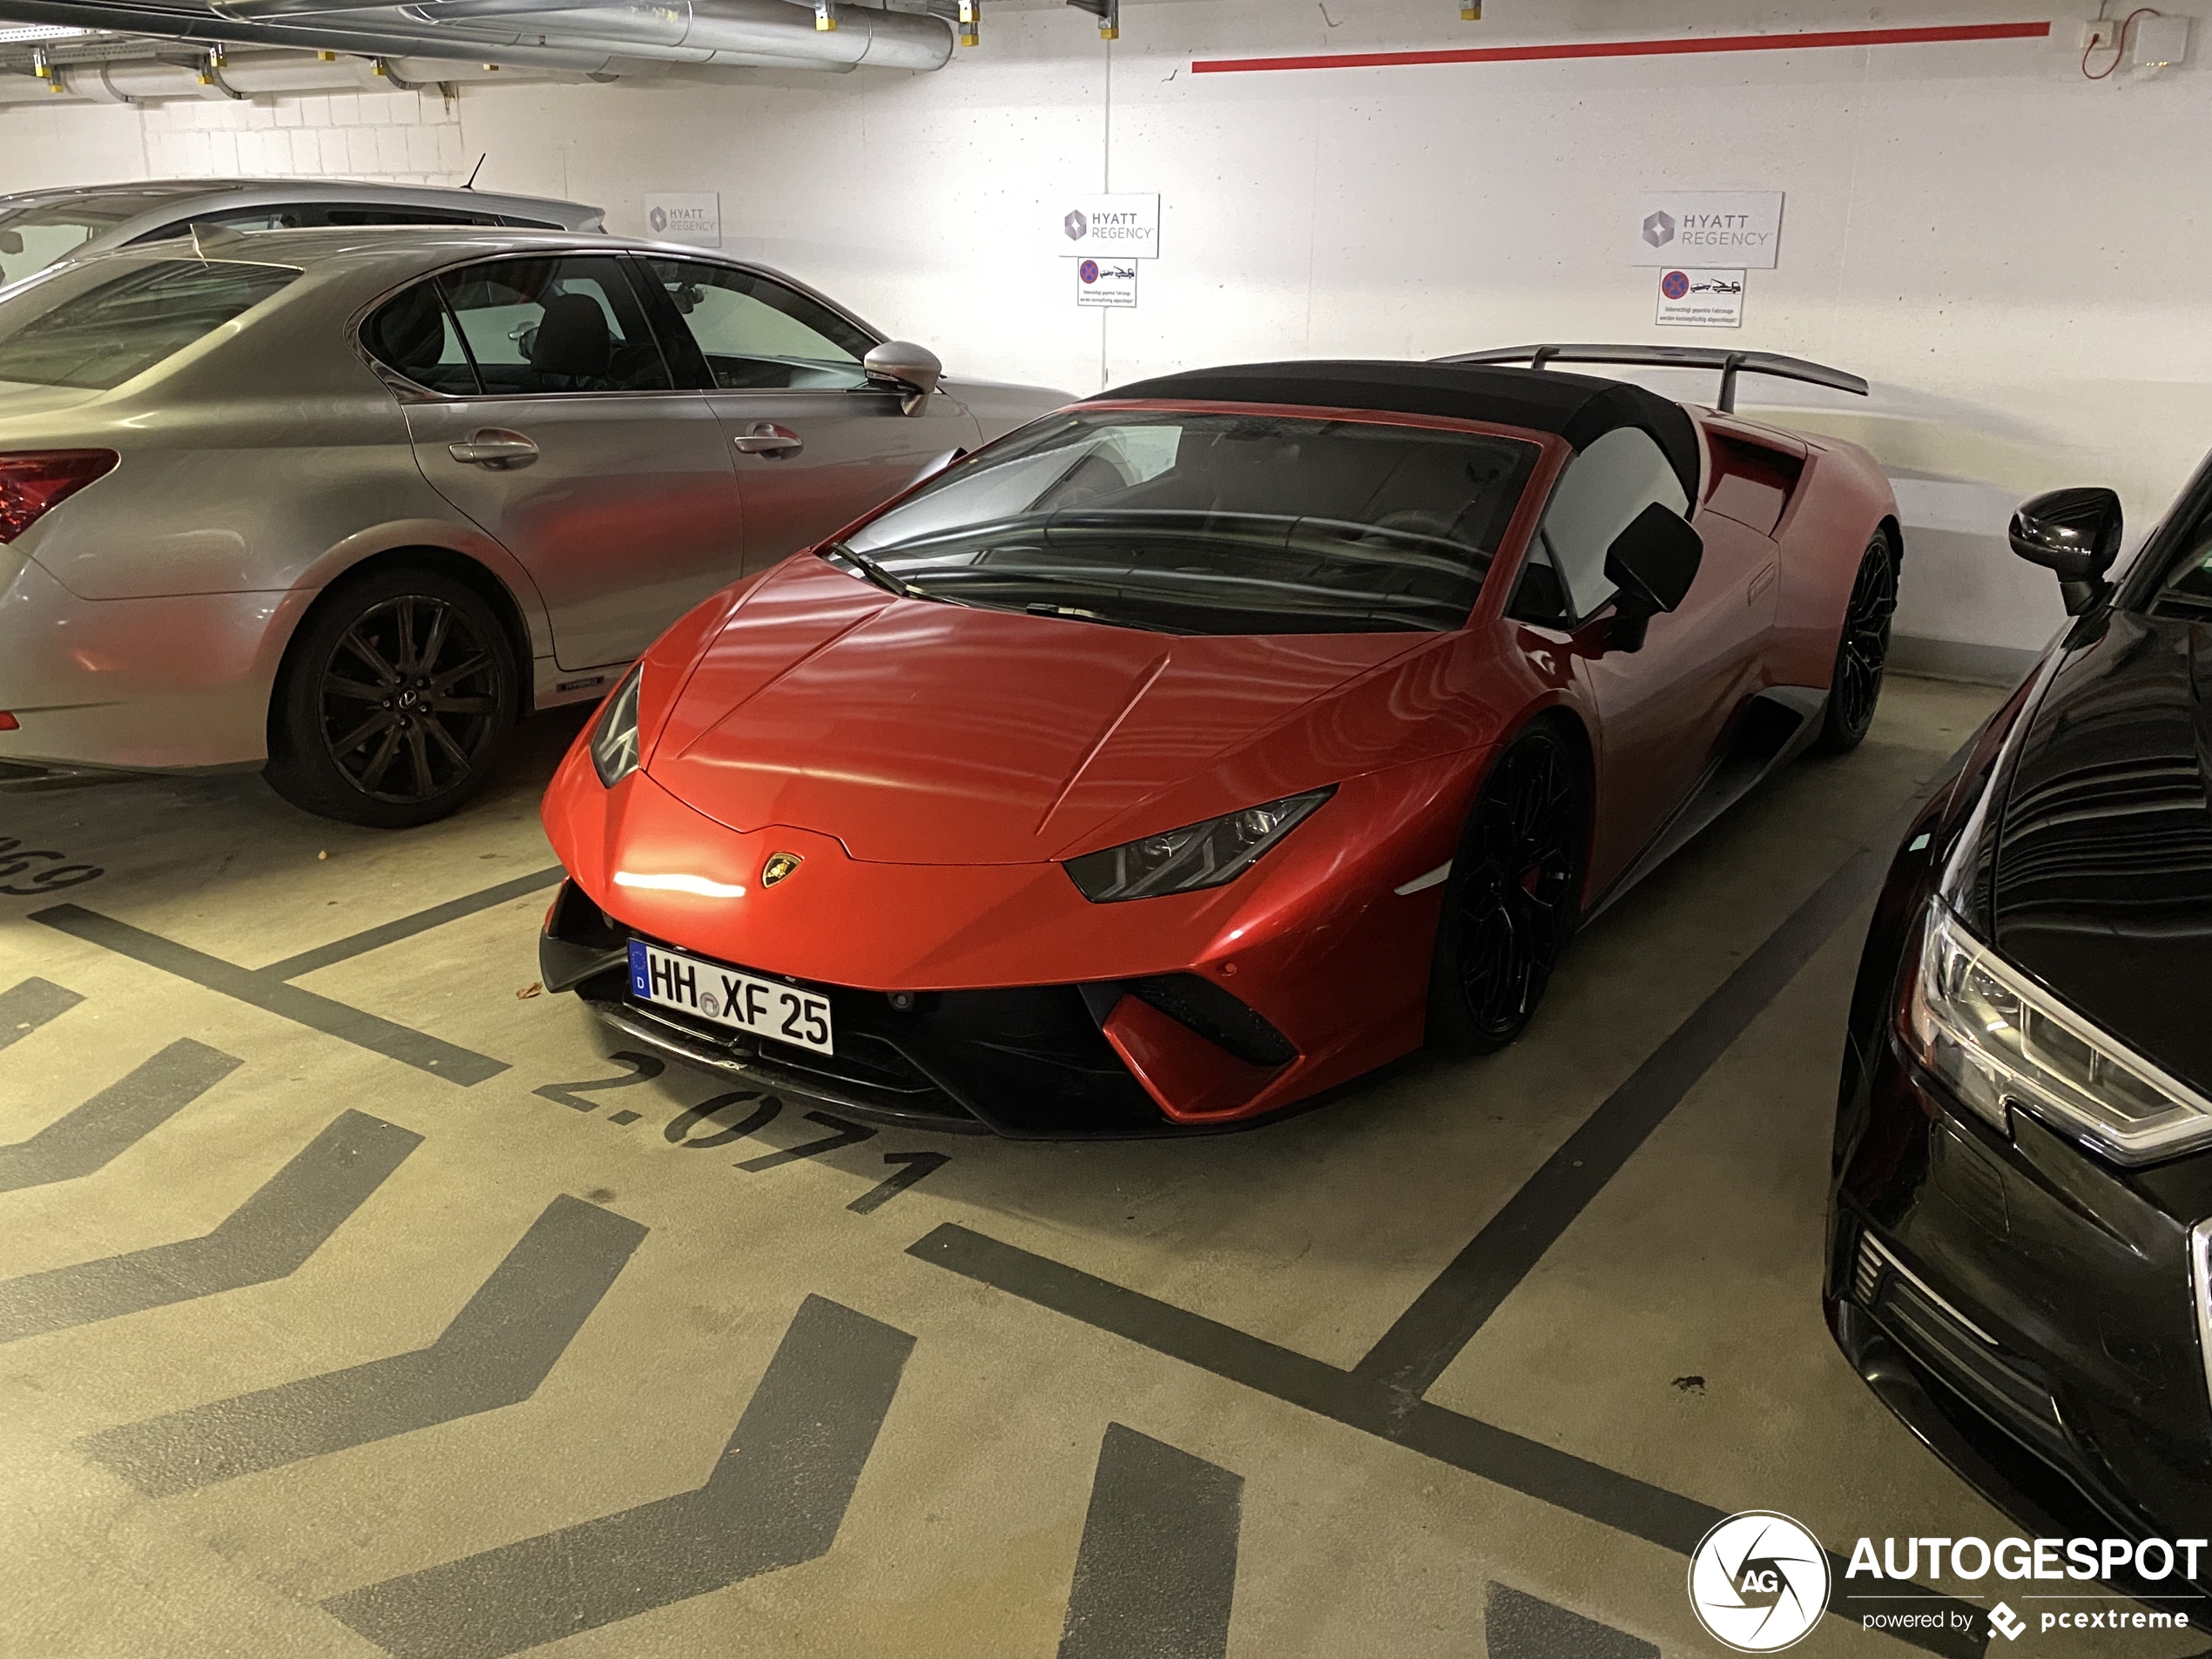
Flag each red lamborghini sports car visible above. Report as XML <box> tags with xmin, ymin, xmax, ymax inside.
<box><xmin>539</xmin><ymin>348</ymin><xmax>1900</xmax><ymax>1136</ymax></box>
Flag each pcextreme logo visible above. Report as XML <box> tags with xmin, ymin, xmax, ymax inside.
<box><xmin>1688</xmin><ymin>1512</ymin><xmax>1831</xmax><ymax>1651</ymax></box>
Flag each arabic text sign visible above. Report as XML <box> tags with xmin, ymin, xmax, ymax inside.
<box><xmin>1077</xmin><ymin>258</ymin><xmax>1138</xmax><ymax>308</ymax></box>
<box><xmin>1058</xmin><ymin>193</ymin><xmax>1160</xmax><ymax>260</ymax></box>
<box><xmin>1634</xmin><ymin>192</ymin><xmax>1783</xmax><ymax>269</ymax></box>
<box><xmin>1656</xmin><ymin>268</ymin><xmax>1745</xmax><ymax>328</ymax></box>
<box><xmin>644</xmin><ymin>192</ymin><xmax>721</xmax><ymax>249</ymax></box>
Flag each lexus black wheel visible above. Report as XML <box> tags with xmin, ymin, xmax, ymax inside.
<box><xmin>1426</xmin><ymin>724</ymin><xmax>1588</xmax><ymax>1055</ymax></box>
<box><xmin>1817</xmin><ymin>534</ymin><xmax>1898</xmax><ymax>754</ymax></box>
<box><xmin>266</xmin><ymin>566</ymin><xmax>519</xmax><ymax>827</ymax></box>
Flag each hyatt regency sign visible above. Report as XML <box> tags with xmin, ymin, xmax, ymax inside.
<box><xmin>1633</xmin><ymin>191</ymin><xmax>1785</xmax><ymax>270</ymax></box>
<box><xmin>1056</xmin><ymin>193</ymin><xmax>1161</xmax><ymax>260</ymax></box>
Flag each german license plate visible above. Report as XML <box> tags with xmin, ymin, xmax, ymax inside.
<box><xmin>628</xmin><ymin>940</ymin><xmax>833</xmax><ymax>1055</ymax></box>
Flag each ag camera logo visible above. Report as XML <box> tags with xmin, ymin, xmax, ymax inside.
<box><xmin>1688</xmin><ymin>1511</ymin><xmax>1831</xmax><ymax>1651</ymax></box>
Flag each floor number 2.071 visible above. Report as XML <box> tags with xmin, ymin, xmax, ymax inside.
<box><xmin>535</xmin><ymin>1055</ymin><xmax>950</xmax><ymax>1213</ymax></box>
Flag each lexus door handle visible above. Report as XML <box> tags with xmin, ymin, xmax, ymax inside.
<box><xmin>448</xmin><ymin>429</ymin><xmax>539</xmax><ymax>469</ymax></box>
<box><xmin>733</xmin><ymin>422</ymin><xmax>803</xmax><ymax>457</ymax></box>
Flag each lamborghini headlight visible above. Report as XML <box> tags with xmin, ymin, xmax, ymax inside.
<box><xmin>1064</xmin><ymin>788</ymin><xmax>1334</xmax><ymax>903</ymax></box>
<box><xmin>589</xmin><ymin>664</ymin><xmax>643</xmax><ymax>788</ymax></box>
<box><xmin>1906</xmin><ymin>900</ymin><xmax>2212</xmax><ymax>1165</ymax></box>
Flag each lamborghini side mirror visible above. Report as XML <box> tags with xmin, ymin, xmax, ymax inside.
<box><xmin>1603</xmin><ymin>502</ymin><xmax>1704</xmax><ymax>651</ymax></box>
<box><xmin>2011</xmin><ymin>487</ymin><xmax>2121</xmax><ymax>616</ymax></box>
<box><xmin>863</xmin><ymin>341</ymin><xmax>942</xmax><ymax>415</ymax></box>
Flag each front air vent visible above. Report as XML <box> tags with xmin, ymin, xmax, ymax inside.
<box><xmin>1124</xmin><ymin>974</ymin><xmax>1298</xmax><ymax>1067</ymax></box>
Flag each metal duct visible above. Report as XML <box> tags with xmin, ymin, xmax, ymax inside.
<box><xmin>366</xmin><ymin>0</ymin><xmax>954</xmax><ymax>69</ymax></box>
<box><xmin>0</xmin><ymin>49</ymin><xmax>558</xmax><ymax>99</ymax></box>
<box><xmin>0</xmin><ymin>0</ymin><xmax>950</xmax><ymax>71</ymax></box>
<box><xmin>0</xmin><ymin>0</ymin><xmax>630</xmax><ymax>67</ymax></box>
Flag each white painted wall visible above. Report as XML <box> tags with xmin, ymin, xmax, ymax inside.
<box><xmin>9</xmin><ymin>0</ymin><xmax>2211</xmax><ymax>666</ymax></box>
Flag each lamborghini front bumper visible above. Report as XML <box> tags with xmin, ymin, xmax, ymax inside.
<box><xmin>540</xmin><ymin>878</ymin><xmax>1305</xmax><ymax>1139</ymax></box>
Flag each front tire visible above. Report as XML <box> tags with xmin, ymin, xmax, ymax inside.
<box><xmin>1425</xmin><ymin>724</ymin><xmax>1589</xmax><ymax>1056</ymax></box>
<box><xmin>1816</xmin><ymin>533</ymin><xmax>1898</xmax><ymax>755</ymax></box>
<box><xmin>265</xmin><ymin>566</ymin><xmax>519</xmax><ymax>828</ymax></box>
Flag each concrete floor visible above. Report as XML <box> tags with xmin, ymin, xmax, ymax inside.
<box><xmin>0</xmin><ymin>674</ymin><xmax>2196</xmax><ymax>1659</ymax></box>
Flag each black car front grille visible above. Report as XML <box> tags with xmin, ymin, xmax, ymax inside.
<box><xmin>1855</xmin><ymin>1231</ymin><xmax>2074</xmax><ymax>1467</ymax></box>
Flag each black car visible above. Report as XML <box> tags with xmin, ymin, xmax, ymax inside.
<box><xmin>1829</xmin><ymin>465</ymin><xmax>2212</xmax><ymax>1562</ymax></box>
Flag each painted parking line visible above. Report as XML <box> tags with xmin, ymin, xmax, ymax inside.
<box><xmin>913</xmin><ymin>1224</ymin><xmax>1984</xmax><ymax>1658</ymax></box>
<box><xmin>1057</xmin><ymin>1425</ymin><xmax>1242</xmax><ymax>1659</ymax></box>
<box><xmin>1485</xmin><ymin>1582</ymin><xmax>1657</xmax><ymax>1659</ymax></box>
<box><xmin>0</xmin><ymin>1110</ymin><xmax>421</xmax><ymax>1345</ymax></box>
<box><xmin>30</xmin><ymin>906</ymin><xmax>508</xmax><ymax>1085</ymax></box>
<box><xmin>1353</xmin><ymin>745</ymin><xmax>1965</xmax><ymax>1402</ymax></box>
<box><xmin>0</xmin><ymin>976</ymin><xmax>84</xmax><ymax>1049</ymax></box>
<box><xmin>83</xmin><ymin>1194</ymin><xmax>645</xmax><ymax>1495</ymax></box>
<box><xmin>260</xmin><ymin>867</ymin><xmax>566</xmax><ymax>982</ymax></box>
<box><xmin>323</xmin><ymin>1293</ymin><xmax>915</xmax><ymax>1659</ymax></box>
<box><xmin>0</xmin><ymin>1039</ymin><xmax>241</xmax><ymax>1194</ymax></box>
<box><xmin>1353</xmin><ymin>839</ymin><xmax>1893</xmax><ymax>1399</ymax></box>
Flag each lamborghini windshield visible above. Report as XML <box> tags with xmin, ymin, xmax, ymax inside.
<box><xmin>835</xmin><ymin>409</ymin><xmax>1541</xmax><ymax>635</ymax></box>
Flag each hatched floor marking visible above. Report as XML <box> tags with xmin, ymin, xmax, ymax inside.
<box><xmin>0</xmin><ymin>1038</ymin><xmax>241</xmax><ymax>1195</ymax></box>
<box><xmin>1056</xmin><ymin>1424</ymin><xmax>1243</xmax><ymax>1659</ymax></box>
<box><xmin>81</xmin><ymin>1194</ymin><xmax>646</xmax><ymax>1495</ymax></box>
<box><xmin>0</xmin><ymin>1110</ymin><xmax>421</xmax><ymax>1345</ymax></box>
<box><xmin>321</xmin><ymin>1293</ymin><xmax>916</xmax><ymax>1659</ymax></box>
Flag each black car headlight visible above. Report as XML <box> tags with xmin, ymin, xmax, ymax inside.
<box><xmin>1906</xmin><ymin>900</ymin><xmax>2212</xmax><ymax>1165</ymax></box>
<box><xmin>590</xmin><ymin>664</ymin><xmax>643</xmax><ymax>788</ymax></box>
<box><xmin>1064</xmin><ymin>788</ymin><xmax>1333</xmax><ymax>903</ymax></box>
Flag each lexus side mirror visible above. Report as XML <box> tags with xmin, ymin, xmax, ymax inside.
<box><xmin>864</xmin><ymin>341</ymin><xmax>942</xmax><ymax>415</ymax></box>
<box><xmin>1602</xmin><ymin>502</ymin><xmax>1704</xmax><ymax>651</ymax></box>
<box><xmin>2010</xmin><ymin>487</ymin><xmax>2121</xmax><ymax>616</ymax></box>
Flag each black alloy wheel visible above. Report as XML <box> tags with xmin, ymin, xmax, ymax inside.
<box><xmin>266</xmin><ymin>566</ymin><xmax>519</xmax><ymax>828</ymax></box>
<box><xmin>1426</xmin><ymin>725</ymin><xmax>1588</xmax><ymax>1055</ymax></box>
<box><xmin>1817</xmin><ymin>534</ymin><xmax>1899</xmax><ymax>754</ymax></box>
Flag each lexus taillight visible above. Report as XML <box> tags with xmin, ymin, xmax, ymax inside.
<box><xmin>0</xmin><ymin>450</ymin><xmax>118</xmax><ymax>544</ymax></box>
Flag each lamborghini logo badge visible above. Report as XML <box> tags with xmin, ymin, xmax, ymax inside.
<box><xmin>761</xmin><ymin>852</ymin><xmax>803</xmax><ymax>888</ymax></box>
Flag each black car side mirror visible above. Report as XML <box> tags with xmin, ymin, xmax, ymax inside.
<box><xmin>2010</xmin><ymin>488</ymin><xmax>2121</xmax><ymax>617</ymax></box>
<box><xmin>1603</xmin><ymin>502</ymin><xmax>1704</xmax><ymax>651</ymax></box>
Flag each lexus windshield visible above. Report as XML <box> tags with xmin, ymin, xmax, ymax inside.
<box><xmin>834</xmin><ymin>409</ymin><xmax>1540</xmax><ymax>635</ymax></box>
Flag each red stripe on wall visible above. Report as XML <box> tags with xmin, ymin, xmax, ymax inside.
<box><xmin>1190</xmin><ymin>20</ymin><xmax>2053</xmax><ymax>76</ymax></box>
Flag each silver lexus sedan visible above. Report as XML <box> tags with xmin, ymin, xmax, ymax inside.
<box><xmin>0</xmin><ymin>226</ymin><xmax>1070</xmax><ymax>825</ymax></box>
<box><xmin>0</xmin><ymin>178</ymin><xmax>604</xmax><ymax>288</ymax></box>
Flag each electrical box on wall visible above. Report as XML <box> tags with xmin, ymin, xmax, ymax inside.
<box><xmin>2134</xmin><ymin>14</ymin><xmax>2190</xmax><ymax>71</ymax></box>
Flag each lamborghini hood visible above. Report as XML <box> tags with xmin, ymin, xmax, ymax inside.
<box><xmin>646</xmin><ymin>558</ymin><xmax>1429</xmax><ymax>866</ymax></box>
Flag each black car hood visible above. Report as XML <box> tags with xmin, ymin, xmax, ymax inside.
<box><xmin>1993</xmin><ymin>610</ymin><xmax>2212</xmax><ymax>1096</ymax></box>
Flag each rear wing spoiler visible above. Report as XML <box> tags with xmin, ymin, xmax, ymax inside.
<box><xmin>1438</xmin><ymin>345</ymin><xmax>1869</xmax><ymax>415</ymax></box>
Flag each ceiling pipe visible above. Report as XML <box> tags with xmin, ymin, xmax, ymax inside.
<box><xmin>219</xmin><ymin>0</ymin><xmax>597</xmax><ymax>14</ymax></box>
<box><xmin>375</xmin><ymin>0</ymin><xmax>951</xmax><ymax>68</ymax></box>
<box><xmin>0</xmin><ymin>0</ymin><xmax>629</xmax><ymax>67</ymax></box>
<box><xmin>0</xmin><ymin>45</ymin><xmax>563</xmax><ymax>99</ymax></box>
<box><xmin>0</xmin><ymin>0</ymin><xmax>951</xmax><ymax>71</ymax></box>
<box><xmin>361</xmin><ymin>0</ymin><xmax>954</xmax><ymax>68</ymax></box>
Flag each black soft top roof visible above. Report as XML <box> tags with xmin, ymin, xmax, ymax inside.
<box><xmin>1092</xmin><ymin>359</ymin><xmax>1703</xmax><ymax>498</ymax></box>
